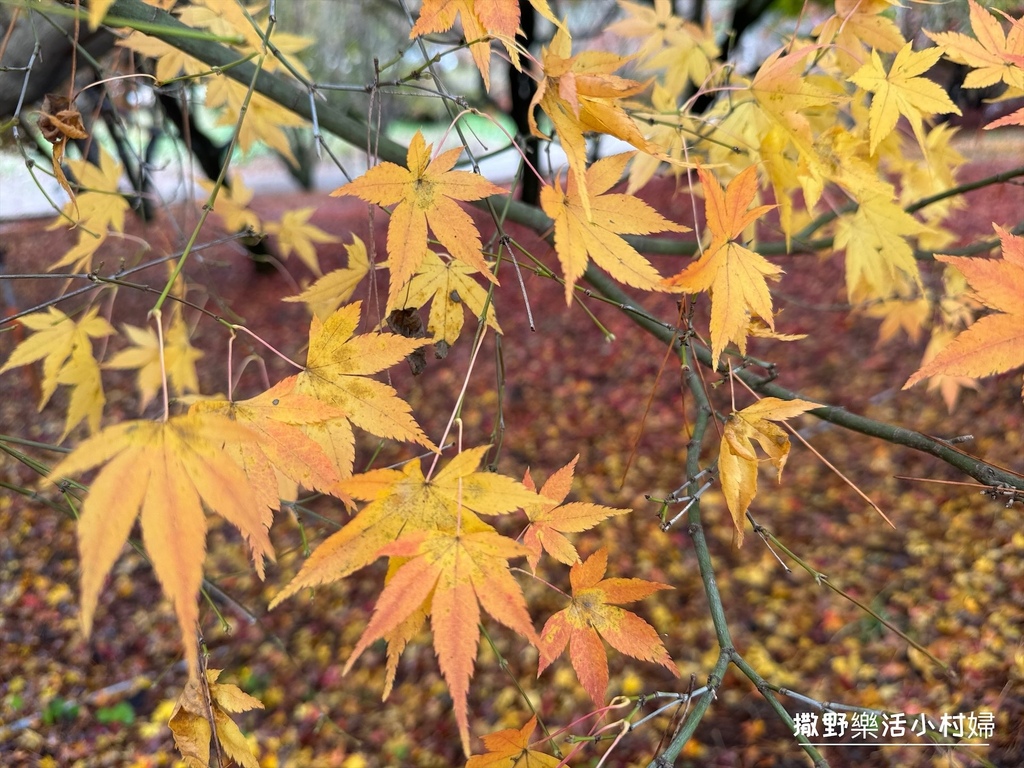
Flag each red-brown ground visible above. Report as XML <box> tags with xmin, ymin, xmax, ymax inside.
<box><xmin>1</xmin><ymin>132</ymin><xmax>1023</xmax><ymax>768</ymax></box>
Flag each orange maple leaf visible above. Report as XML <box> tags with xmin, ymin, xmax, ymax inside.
<box><xmin>719</xmin><ymin>397</ymin><xmax>818</xmax><ymax>546</ymax></box>
<box><xmin>190</xmin><ymin>376</ymin><xmax>352</xmax><ymax>511</ymax></box>
<box><xmin>904</xmin><ymin>226</ymin><xmax>1024</xmax><ymax>394</ymax></box>
<box><xmin>466</xmin><ymin>715</ymin><xmax>560</xmax><ymax>767</ymax></box>
<box><xmin>529</xmin><ymin>25</ymin><xmax>652</xmax><ymax>216</ymax></box>
<box><xmin>48</xmin><ymin>412</ymin><xmax>274</xmax><ymax>676</ymax></box>
<box><xmin>540</xmin><ymin>152</ymin><xmax>689</xmax><ymax>303</ymax></box>
<box><xmin>410</xmin><ymin>0</ymin><xmax>557</xmax><ymax>90</ymax></box>
<box><xmin>330</xmin><ymin>131</ymin><xmax>505</xmax><ymax>305</ymax></box>
<box><xmin>538</xmin><ymin>546</ymin><xmax>676</xmax><ymax>704</ymax></box>
<box><xmin>270</xmin><ymin>445</ymin><xmax>539</xmax><ymax>606</ymax></box>
<box><xmin>294</xmin><ymin>302</ymin><xmax>437</xmax><ymax>477</ymax></box>
<box><xmin>345</xmin><ymin>529</ymin><xmax>540</xmax><ymax>755</ymax></box>
<box><xmin>521</xmin><ymin>455</ymin><xmax>631</xmax><ymax>572</ymax></box>
<box><xmin>663</xmin><ymin>165</ymin><xmax>781</xmax><ymax>363</ymax></box>
<box><xmin>926</xmin><ymin>0</ymin><xmax>1024</xmax><ymax>92</ymax></box>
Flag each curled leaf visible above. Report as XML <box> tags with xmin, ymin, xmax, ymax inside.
<box><xmin>38</xmin><ymin>93</ymin><xmax>88</xmax><ymax>218</ymax></box>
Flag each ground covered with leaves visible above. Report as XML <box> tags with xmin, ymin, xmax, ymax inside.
<box><xmin>1</xmin><ymin>133</ymin><xmax>1022</xmax><ymax>768</ymax></box>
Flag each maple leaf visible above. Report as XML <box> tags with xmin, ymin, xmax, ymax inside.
<box><xmin>466</xmin><ymin>715</ymin><xmax>560</xmax><ymax>768</ymax></box>
<box><xmin>925</xmin><ymin>0</ymin><xmax>1024</xmax><ymax>91</ymax></box>
<box><xmin>389</xmin><ymin>249</ymin><xmax>502</xmax><ymax>351</ymax></box>
<box><xmin>47</xmin><ymin>232</ymin><xmax>105</xmax><ymax>273</ymax></box>
<box><xmin>529</xmin><ymin>25</ymin><xmax>653</xmax><ymax>216</ymax></box>
<box><xmin>0</xmin><ymin>306</ymin><xmax>113</xmax><ymax>423</ymax></box>
<box><xmin>750</xmin><ymin>45</ymin><xmax>845</xmax><ymax>159</ymax></box>
<box><xmin>719</xmin><ymin>397</ymin><xmax>818</xmax><ymax>546</ymax></box>
<box><xmin>815</xmin><ymin>0</ymin><xmax>906</xmax><ymax>74</ymax></box>
<box><xmin>48</xmin><ymin>411</ymin><xmax>274</xmax><ymax>676</ymax></box>
<box><xmin>54</xmin><ymin>342</ymin><xmax>106</xmax><ymax>441</ymax></box>
<box><xmin>410</xmin><ymin>0</ymin><xmax>557</xmax><ymax>90</ymax></box>
<box><xmin>918</xmin><ymin>328</ymin><xmax>981</xmax><ymax>413</ymax></box>
<box><xmin>292</xmin><ymin>302</ymin><xmax>435</xmax><ymax>478</ymax></box>
<box><xmin>204</xmin><ymin>79</ymin><xmax>307</xmax><ymax>164</ymax></box>
<box><xmin>331</xmin><ymin>131</ymin><xmax>505</xmax><ymax>305</ymax></box>
<box><xmin>848</xmin><ymin>43</ymin><xmax>962</xmax><ymax>156</ymax></box>
<box><xmin>864</xmin><ymin>295</ymin><xmax>931</xmax><ymax>345</ymax></box>
<box><xmin>835</xmin><ymin>193</ymin><xmax>926</xmax><ymax>303</ymax></box>
<box><xmin>169</xmin><ymin>669</ymin><xmax>264</xmax><ymax>768</ymax></box>
<box><xmin>541</xmin><ymin>152</ymin><xmax>688</xmax><ymax>303</ymax></box>
<box><xmin>345</xmin><ymin>529</ymin><xmax>540</xmax><ymax>755</ymax></box>
<box><xmin>662</xmin><ymin>165</ymin><xmax>781</xmax><ymax>363</ymax></box>
<box><xmin>118</xmin><ymin>31</ymin><xmax>207</xmax><ymax>83</ymax></box>
<box><xmin>86</xmin><ymin>0</ymin><xmax>116</xmax><ymax>30</ymax></box>
<box><xmin>263</xmin><ymin>207</ymin><xmax>339</xmax><ymax>275</ymax></box>
<box><xmin>521</xmin><ymin>455</ymin><xmax>630</xmax><ymax>572</ymax></box>
<box><xmin>49</xmin><ymin>147</ymin><xmax>129</xmax><ymax>235</ymax></box>
<box><xmin>904</xmin><ymin>226</ymin><xmax>1024</xmax><ymax>393</ymax></box>
<box><xmin>538</xmin><ymin>546</ymin><xmax>676</xmax><ymax>704</ymax></box>
<box><xmin>270</xmin><ymin>445</ymin><xmax>538</xmax><ymax>606</ymax></box>
<box><xmin>190</xmin><ymin>376</ymin><xmax>351</xmax><ymax>512</ymax></box>
<box><xmin>197</xmin><ymin>177</ymin><xmax>261</xmax><ymax>235</ymax></box>
<box><xmin>284</xmin><ymin>235</ymin><xmax>371</xmax><ymax>320</ymax></box>
<box><xmin>105</xmin><ymin>318</ymin><xmax>203</xmax><ymax>411</ymax></box>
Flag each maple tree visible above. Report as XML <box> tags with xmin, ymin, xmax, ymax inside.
<box><xmin>1</xmin><ymin>0</ymin><xmax>1023</xmax><ymax>766</ymax></box>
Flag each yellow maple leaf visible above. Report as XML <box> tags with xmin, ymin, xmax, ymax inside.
<box><xmin>624</xmin><ymin>84</ymin><xmax>697</xmax><ymax>194</ymax></box>
<box><xmin>169</xmin><ymin>669</ymin><xmax>264</xmax><ymax>768</ymax></box>
<box><xmin>204</xmin><ymin>79</ymin><xmax>306</xmax><ymax>165</ymax></box>
<box><xmin>610</xmin><ymin>0</ymin><xmax>719</xmax><ymax>98</ymax></box>
<box><xmin>834</xmin><ymin>193</ymin><xmax>926</xmax><ymax>304</ymax></box>
<box><xmin>719</xmin><ymin>397</ymin><xmax>818</xmax><ymax>546</ymax></box>
<box><xmin>49</xmin><ymin>411</ymin><xmax>275</xmax><ymax>676</ymax></box>
<box><xmin>848</xmin><ymin>43</ymin><xmax>962</xmax><ymax>156</ymax></box>
<box><xmin>521</xmin><ymin>455</ymin><xmax>631</xmax><ymax>572</ymax></box>
<box><xmin>284</xmin><ymin>235</ymin><xmax>371</xmax><ymax>321</ymax></box>
<box><xmin>345</xmin><ymin>529</ymin><xmax>540</xmax><ymax>755</ymax></box>
<box><xmin>294</xmin><ymin>302</ymin><xmax>436</xmax><ymax>477</ymax></box>
<box><xmin>541</xmin><ymin>152</ymin><xmax>689</xmax><ymax>303</ymax></box>
<box><xmin>118</xmin><ymin>32</ymin><xmax>207</xmax><ymax>83</ymax></box>
<box><xmin>905</xmin><ymin>226</ymin><xmax>1024</xmax><ymax>394</ymax></box>
<box><xmin>529</xmin><ymin>25</ymin><xmax>653</xmax><ymax>217</ymax></box>
<box><xmin>388</xmin><ymin>249</ymin><xmax>502</xmax><ymax>351</ymax></box>
<box><xmin>466</xmin><ymin>715</ymin><xmax>560</xmax><ymax>768</ymax></box>
<box><xmin>105</xmin><ymin>318</ymin><xmax>203</xmax><ymax>411</ymax></box>
<box><xmin>663</xmin><ymin>165</ymin><xmax>780</xmax><ymax>363</ymax></box>
<box><xmin>925</xmin><ymin>0</ymin><xmax>1024</xmax><ymax>91</ymax></box>
<box><xmin>814</xmin><ymin>0</ymin><xmax>906</xmax><ymax>74</ymax></box>
<box><xmin>53</xmin><ymin>342</ymin><xmax>106</xmax><ymax>440</ymax></box>
<box><xmin>750</xmin><ymin>45</ymin><xmax>845</xmax><ymax>160</ymax></box>
<box><xmin>537</xmin><ymin>546</ymin><xmax>676</xmax><ymax>704</ymax></box>
<box><xmin>49</xmin><ymin>147</ymin><xmax>130</xmax><ymax>236</ymax></box>
<box><xmin>864</xmin><ymin>294</ymin><xmax>931</xmax><ymax>345</ymax></box>
<box><xmin>0</xmin><ymin>306</ymin><xmax>113</xmax><ymax>423</ymax></box>
<box><xmin>47</xmin><ymin>232</ymin><xmax>105</xmax><ymax>273</ymax></box>
<box><xmin>264</xmin><ymin>207</ymin><xmax>339</xmax><ymax>276</ymax></box>
<box><xmin>331</xmin><ymin>131</ymin><xmax>505</xmax><ymax>306</ymax></box>
<box><xmin>86</xmin><ymin>0</ymin><xmax>115</xmax><ymax>29</ymax></box>
<box><xmin>197</xmin><ymin>177</ymin><xmax>261</xmax><ymax>235</ymax></box>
